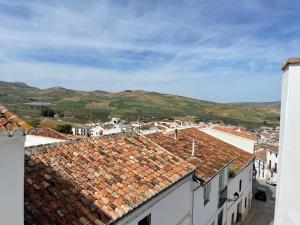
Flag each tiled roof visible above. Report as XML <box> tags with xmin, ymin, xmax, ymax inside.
<box><xmin>256</xmin><ymin>144</ymin><xmax>279</xmax><ymax>154</ymax></box>
<box><xmin>0</xmin><ymin>106</ymin><xmax>33</xmax><ymax>136</ymax></box>
<box><xmin>255</xmin><ymin>150</ymin><xmax>267</xmax><ymax>162</ymax></box>
<box><xmin>24</xmin><ymin>133</ymin><xmax>195</xmax><ymax>225</ymax></box>
<box><xmin>32</xmin><ymin>128</ymin><xmax>73</xmax><ymax>140</ymax></box>
<box><xmin>213</xmin><ymin>126</ymin><xmax>257</xmax><ymax>141</ymax></box>
<box><xmin>147</xmin><ymin>128</ymin><xmax>255</xmax><ymax>182</ymax></box>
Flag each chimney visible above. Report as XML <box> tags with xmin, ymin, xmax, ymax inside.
<box><xmin>192</xmin><ymin>140</ymin><xmax>195</xmax><ymax>156</ymax></box>
<box><xmin>174</xmin><ymin>129</ymin><xmax>178</xmax><ymax>140</ymax></box>
<box><xmin>274</xmin><ymin>58</ymin><xmax>300</xmax><ymax>225</ymax></box>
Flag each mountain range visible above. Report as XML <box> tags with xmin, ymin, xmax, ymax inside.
<box><xmin>0</xmin><ymin>81</ymin><xmax>280</xmax><ymax>128</ymax></box>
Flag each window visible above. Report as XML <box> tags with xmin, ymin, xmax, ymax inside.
<box><xmin>231</xmin><ymin>213</ymin><xmax>235</xmax><ymax>225</ymax></box>
<box><xmin>275</xmin><ymin>163</ymin><xmax>277</xmax><ymax>172</ymax></box>
<box><xmin>138</xmin><ymin>214</ymin><xmax>151</xmax><ymax>225</ymax></box>
<box><xmin>269</xmin><ymin>160</ymin><xmax>272</xmax><ymax>169</ymax></box>
<box><xmin>204</xmin><ymin>182</ymin><xmax>211</xmax><ymax>205</ymax></box>
<box><xmin>245</xmin><ymin>197</ymin><xmax>247</xmax><ymax>209</ymax></box>
<box><xmin>219</xmin><ymin>170</ymin><xmax>225</xmax><ymax>191</ymax></box>
<box><xmin>218</xmin><ymin>210</ymin><xmax>223</xmax><ymax>225</ymax></box>
<box><xmin>239</xmin><ymin>180</ymin><xmax>242</xmax><ymax>192</ymax></box>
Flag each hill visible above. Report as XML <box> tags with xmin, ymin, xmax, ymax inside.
<box><xmin>0</xmin><ymin>81</ymin><xmax>280</xmax><ymax>128</ymax></box>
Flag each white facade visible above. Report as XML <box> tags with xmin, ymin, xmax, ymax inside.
<box><xmin>25</xmin><ymin>134</ymin><xmax>66</xmax><ymax>147</ymax></box>
<box><xmin>226</xmin><ymin>162</ymin><xmax>253</xmax><ymax>225</ymax></box>
<box><xmin>116</xmin><ymin>175</ymin><xmax>194</xmax><ymax>225</ymax></box>
<box><xmin>275</xmin><ymin>60</ymin><xmax>300</xmax><ymax>225</ymax></box>
<box><xmin>0</xmin><ymin>134</ymin><xmax>25</xmax><ymax>225</ymax></box>
<box><xmin>255</xmin><ymin>158</ymin><xmax>267</xmax><ymax>179</ymax></box>
<box><xmin>193</xmin><ymin>167</ymin><xmax>228</xmax><ymax>225</ymax></box>
<box><xmin>202</xmin><ymin>128</ymin><xmax>256</xmax><ymax>154</ymax></box>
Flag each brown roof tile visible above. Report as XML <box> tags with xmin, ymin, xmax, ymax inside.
<box><xmin>147</xmin><ymin>128</ymin><xmax>255</xmax><ymax>182</ymax></box>
<box><xmin>32</xmin><ymin>127</ymin><xmax>73</xmax><ymax>140</ymax></box>
<box><xmin>0</xmin><ymin>105</ymin><xmax>33</xmax><ymax>135</ymax></box>
<box><xmin>25</xmin><ymin>133</ymin><xmax>195</xmax><ymax>225</ymax></box>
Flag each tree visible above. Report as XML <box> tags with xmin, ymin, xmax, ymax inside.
<box><xmin>56</xmin><ymin>124</ymin><xmax>72</xmax><ymax>134</ymax></box>
<box><xmin>41</xmin><ymin>108</ymin><xmax>55</xmax><ymax>117</ymax></box>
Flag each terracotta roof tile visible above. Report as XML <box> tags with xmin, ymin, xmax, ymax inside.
<box><xmin>32</xmin><ymin>127</ymin><xmax>73</xmax><ymax>140</ymax></box>
<box><xmin>0</xmin><ymin>105</ymin><xmax>33</xmax><ymax>135</ymax></box>
<box><xmin>25</xmin><ymin>133</ymin><xmax>195</xmax><ymax>225</ymax></box>
<box><xmin>147</xmin><ymin>128</ymin><xmax>255</xmax><ymax>182</ymax></box>
<box><xmin>255</xmin><ymin>150</ymin><xmax>267</xmax><ymax>162</ymax></box>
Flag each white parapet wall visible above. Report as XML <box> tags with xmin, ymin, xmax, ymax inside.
<box><xmin>0</xmin><ymin>134</ymin><xmax>25</xmax><ymax>225</ymax></box>
<box><xmin>274</xmin><ymin>59</ymin><xmax>300</xmax><ymax>225</ymax></box>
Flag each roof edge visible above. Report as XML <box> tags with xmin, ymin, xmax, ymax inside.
<box><xmin>282</xmin><ymin>58</ymin><xmax>300</xmax><ymax>71</ymax></box>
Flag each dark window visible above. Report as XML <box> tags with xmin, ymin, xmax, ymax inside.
<box><xmin>231</xmin><ymin>213</ymin><xmax>235</xmax><ymax>225</ymax></box>
<box><xmin>218</xmin><ymin>210</ymin><xmax>223</xmax><ymax>225</ymax></box>
<box><xmin>138</xmin><ymin>214</ymin><xmax>151</xmax><ymax>225</ymax></box>
<box><xmin>245</xmin><ymin>197</ymin><xmax>247</xmax><ymax>209</ymax></box>
<box><xmin>275</xmin><ymin>163</ymin><xmax>277</xmax><ymax>172</ymax></box>
<box><xmin>239</xmin><ymin>180</ymin><xmax>242</xmax><ymax>192</ymax></box>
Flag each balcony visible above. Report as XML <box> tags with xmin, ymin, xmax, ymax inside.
<box><xmin>218</xmin><ymin>186</ymin><xmax>227</xmax><ymax>208</ymax></box>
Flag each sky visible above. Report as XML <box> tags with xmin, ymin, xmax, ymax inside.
<box><xmin>1</xmin><ymin>0</ymin><xmax>300</xmax><ymax>102</ymax></box>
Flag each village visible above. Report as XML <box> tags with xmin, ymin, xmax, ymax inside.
<box><xmin>1</xmin><ymin>102</ymin><xmax>280</xmax><ymax>225</ymax></box>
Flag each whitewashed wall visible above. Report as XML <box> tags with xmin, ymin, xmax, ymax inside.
<box><xmin>117</xmin><ymin>176</ymin><xmax>194</xmax><ymax>225</ymax></box>
<box><xmin>202</xmin><ymin>128</ymin><xmax>256</xmax><ymax>154</ymax></box>
<box><xmin>266</xmin><ymin>151</ymin><xmax>278</xmax><ymax>171</ymax></box>
<box><xmin>226</xmin><ymin>162</ymin><xmax>253</xmax><ymax>225</ymax></box>
<box><xmin>25</xmin><ymin>135</ymin><xmax>66</xmax><ymax>147</ymax></box>
<box><xmin>275</xmin><ymin>63</ymin><xmax>300</xmax><ymax>225</ymax></box>
<box><xmin>255</xmin><ymin>159</ymin><xmax>266</xmax><ymax>179</ymax></box>
<box><xmin>193</xmin><ymin>167</ymin><xmax>228</xmax><ymax>225</ymax></box>
<box><xmin>0</xmin><ymin>135</ymin><xmax>25</xmax><ymax>225</ymax></box>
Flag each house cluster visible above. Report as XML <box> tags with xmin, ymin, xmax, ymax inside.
<box><xmin>0</xmin><ymin>106</ymin><xmax>258</xmax><ymax>225</ymax></box>
<box><xmin>72</xmin><ymin>118</ymin><xmax>198</xmax><ymax>137</ymax></box>
<box><xmin>72</xmin><ymin>118</ymin><xmax>131</xmax><ymax>137</ymax></box>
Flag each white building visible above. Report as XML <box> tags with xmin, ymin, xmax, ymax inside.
<box><xmin>148</xmin><ymin>128</ymin><xmax>255</xmax><ymax>225</ymax></box>
<box><xmin>202</xmin><ymin>125</ymin><xmax>257</xmax><ymax>154</ymax></box>
<box><xmin>24</xmin><ymin>133</ymin><xmax>196</xmax><ymax>225</ymax></box>
<box><xmin>254</xmin><ymin>144</ymin><xmax>279</xmax><ymax>182</ymax></box>
<box><xmin>275</xmin><ymin>59</ymin><xmax>300</xmax><ymax>225</ymax></box>
<box><xmin>25</xmin><ymin>127</ymin><xmax>71</xmax><ymax>147</ymax></box>
<box><xmin>0</xmin><ymin>106</ymin><xmax>33</xmax><ymax>225</ymax></box>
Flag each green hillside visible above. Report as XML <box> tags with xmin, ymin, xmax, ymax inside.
<box><xmin>0</xmin><ymin>81</ymin><xmax>280</xmax><ymax>128</ymax></box>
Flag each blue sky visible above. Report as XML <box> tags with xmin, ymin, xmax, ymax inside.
<box><xmin>1</xmin><ymin>0</ymin><xmax>300</xmax><ymax>102</ymax></box>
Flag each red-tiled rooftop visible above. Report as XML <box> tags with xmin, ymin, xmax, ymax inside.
<box><xmin>147</xmin><ymin>128</ymin><xmax>255</xmax><ymax>182</ymax></box>
<box><xmin>25</xmin><ymin>133</ymin><xmax>195</xmax><ymax>225</ymax></box>
<box><xmin>212</xmin><ymin>125</ymin><xmax>257</xmax><ymax>141</ymax></box>
<box><xmin>255</xmin><ymin>150</ymin><xmax>267</xmax><ymax>162</ymax></box>
<box><xmin>0</xmin><ymin>106</ymin><xmax>33</xmax><ymax>135</ymax></box>
<box><xmin>32</xmin><ymin>127</ymin><xmax>73</xmax><ymax>140</ymax></box>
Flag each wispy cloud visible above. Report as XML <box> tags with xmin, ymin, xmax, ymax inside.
<box><xmin>1</xmin><ymin>0</ymin><xmax>299</xmax><ymax>102</ymax></box>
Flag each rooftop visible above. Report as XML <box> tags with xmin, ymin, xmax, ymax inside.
<box><xmin>282</xmin><ymin>58</ymin><xmax>300</xmax><ymax>71</ymax></box>
<box><xmin>147</xmin><ymin>128</ymin><xmax>254</xmax><ymax>182</ymax></box>
<box><xmin>0</xmin><ymin>106</ymin><xmax>33</xmax><ymax>136</ymax></box>
<box><xmin>25</xmin><ymin>133</ymin><xmax>195</xmax><ymax>225</ymax></box>
<box><xmin>255</xmin><ymin>149</ymin><xmax>267</xmax><ymax>162</ymax></box>
<box><xmin>32</xmin><ymin>127</ymin><xmax>73</xmax><ymax>141</ymax></box>
<box><xmin>212</xmin><ymin>125</ymin><xmax>257</xmax><ymax>141</ymax></box>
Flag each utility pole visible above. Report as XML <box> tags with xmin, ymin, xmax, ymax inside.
<box><xmin>136</xmin><ymin>107</ymin><xmax>142</xmax><ymax>133</ymax></box>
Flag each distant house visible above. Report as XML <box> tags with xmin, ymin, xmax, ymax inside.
<box><xmin>148</xmin><ymin>128</ymin><xmax>255</xmax><ymax>225</ymax></box>
<box><xmin>255</xmin><ymin>144</ymin><xmax>279</xmax><ymax>182</ymax></box>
